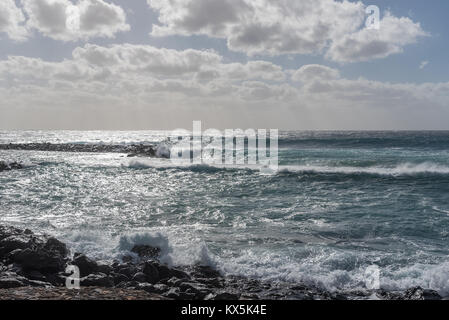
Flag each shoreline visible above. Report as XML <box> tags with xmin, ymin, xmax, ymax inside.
<box><xmin>0</xmin><ymin>143</ymin><xmax>160</xmax><ymax>158</ymax></box>
<box><xmin>0</xmin><ymin>225</ymin><xmax>444</xmax><ymax>300</ymax></box>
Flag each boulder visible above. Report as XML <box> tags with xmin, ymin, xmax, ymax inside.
<box><xmin>0</xmin><ymin>161</ymin><xmax>23</xmax><ymax>173</ymax></box>
<box><xmin>72</xmin><ymin>253</ymin><xmax>99</xmax><ymax>277</ymax></box>
<box><xmin>12</xmin><ymin>247</ymin><xmax>66</xmax><ymax>273</ymax></box>
<box><xmin>131</xmin><ymin>244</ymin><xmax>161</xmax><ymax>260</ymax></box>
<box><xmin>132</xmin><ymin>272</ymin><xmax>147</xmax><ymax>283</ymax></box>
<box><xmin>0</xmin><ymin>272</ymin><xmax>26</xmax><ymax>289</ymax></box>
<box><xmin>81</xmin><ymin>273</ymin><xmax>114</xmax><ymax>288</ymax></box>
<box><xmin>142</xmin><ymin>262</ymin><xmax>160</xmax><ymax>284</ymax></box>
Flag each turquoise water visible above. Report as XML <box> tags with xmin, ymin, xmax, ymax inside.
<box><xmin>1</xmin><ymin>131</ymin><xmax>449</xmax><ymax>294</ymax></box>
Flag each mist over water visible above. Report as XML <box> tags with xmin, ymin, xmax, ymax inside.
<box><xmin>1</xmin><ymin>131</ymin><xmax>449</xmax><ymax>295</ymax></box>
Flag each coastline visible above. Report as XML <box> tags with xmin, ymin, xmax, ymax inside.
<box><xmin>0</xmin><ymin>225</ymin><xmax>444</xmax><ymax>301</ymax></box>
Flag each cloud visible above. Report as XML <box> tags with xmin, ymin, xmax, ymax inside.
<box><xmin>22</xmin><ymin>0</ymin><xmax>130</xmax><ymax>41</ymax></box>
<box><xmin>1</xmin><ymin>42</ymin><xmax>449</xmax><ymax>129</ymax></box>
<box><xmin>147</xmin><ymin>0</ymin><xmax>427</xmax><ymax>62</ymax></box>
<box><xmin>0</xmin><ymin>0</ymin><xmax>28</xmax><ymax>41</ymax></box>
<box><xmin>291</xmin><ymin>64</ymin><xmax>340</xmax><ymax>82</ymax></box>
<box><xmin>326</xmin><ymin>13</ymin><xmax>428</xmax><ymax>62</ymax></box>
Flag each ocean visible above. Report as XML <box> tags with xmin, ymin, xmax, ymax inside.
<box><xmin>1</xmin><ymin>131</ymin><xmax>449</xmax><ymax>296</ymax></box>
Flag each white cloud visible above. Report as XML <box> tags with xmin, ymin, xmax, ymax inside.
<box><xmin>291</xmin><ymin>64</ymin><xmax>340</xmax><ymax>82</ymax></box>
<box><xmin>0</xmin><ymin>0</ymin><xmax>28</xmax><ymax>41</ymax></box>
<box><xmin>22</xmin><ymin>0</ymin><xmax>130</xmax><ymax>41</ymax></box>
<box><xmin>1</xmin><ymin>43</ymin><xmax>449</xmax><ymax>129</ymax></box>
<box><xmin>327</xmin><ymin>13</ymin><xmax>428</xmax><ymax>62</ymax></box>
<box><xmin>148</xmin><ymin>0</ymin><xmax>427</xmax><ymax>62</ymax></box>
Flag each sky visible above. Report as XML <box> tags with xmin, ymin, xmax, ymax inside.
<box><xmin>0</xmin><ymin>0</ymin><xmax>448</xmax><ymax>130</ymax></box>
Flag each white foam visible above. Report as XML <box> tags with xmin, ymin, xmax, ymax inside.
<box><xmin>278</xmin><ymin>162</ymin><xmax>449</xmax><ymax>176</ymax></box>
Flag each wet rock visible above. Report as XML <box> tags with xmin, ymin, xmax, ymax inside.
<box><xmin>164</xmin><ymin>287</ymin><xmax>181</xmax><ymax>299</ymax></box>
<box><xmin>190</xmin><ymin>265</ymin><xmax>221</xmax><ymax>278</ymax></box>
<box><xmin>1</xmin><ymin>227</ymin><xmax>68</xmax><ymax>273</ymax></box>
<box><xmin>3</xmin><ymin>224</ymin><xmax>445</xmax><ymax>301</ymax></box>
<box><xmin>44</xmin><ymin>237</ymin><xmax>68</xmax><ymax>257</ymax></box>
<box><xmin>0</xmin><ymin>143</ymin><xmax>159</xmax><ymax>158</ymax></box>
<box><xmin>211</xmin><ymin>292</ymin><xmax>240</xmax><ymax>300</ymax></box>
<box><xmin>26</xmin><ymin>270</ymin><xmax>46</xmax><ymax>282</ymax></box>
<box><xmin>112</xmin><ymin>272</ymin><xmax>130</xmax><ymax>285</ymax></box>
<box><xmin>403</xmin><ymin>287</ymin><xmax>442</xmax><ymax>300</ymax></box>
<box><xmin>81</xmin><ymin>273</ymin><xmax>114</xmax><ymax>288</ymax></box>
<box><xmin>12</xmin><ymin>248</ymin><xmax>66</xmax><ymax>272</ymax></box>
<box><xmin>0</xmin><ymin>272</ymin><xmax>26</xmax><ymax>288</ymax></box>
<box><xmin>0</xmin><ymin>161</ymin><xmax>23</xmax><ymax>173</ymax></box>
<box><xmin>115</xmin><ymin>281</ymin><xmax>140</xmax><ymax>289</ymax></box>
<box><xmin>179</xmin><ymin>282</ymin><xmax>211</xmax><ymax>300</ymax></box>
<box><xmin>142</xmin><ymin>262</ymin><xmax>160</xmax><ymax>284</ymax></box>
<box><xmin>115</xmin><ymin>264</ymin><xmax>138</xmax><ymax>278</ymax></box>
<box><xmin>167</xmin><ymin>277</ymin><xmax>183</xmax><ymax>287</ymax></box>
<box><xmin>136</xmin><ymin>283</ymin><xmax>155</xmax><ymax>293</ymax></box>
<box><xmin>121</xmin><ymin>255</ymin><xmax>134</xmax><ymax>263</ymax></box>
<box><xmin>97</xmin><ymin>262</ymin><xmax>113</xmax><ymax>275</ymax></box>
<box><xmin>152</xmin><ymin>283</ymin><xmax>169</xmax><ymax>294</ymax></box>
<box><xmin>131</xmin><ymin>245</ymin><xmax>161</xmax><ymax>260</ymax></box>
<box><xmin>1</xmin><ymin>237</ymin><xmax>32</xmax><ymax>258</ymax></box>
<box><xmin>72</xmin><ymin>253</ymin><xmax>99</xmax><ymax>277</ymax></box>
<box><xmin>132</xmin><ymin>272</ymin><xmax>147</xmax><ymax>283</ymax></box>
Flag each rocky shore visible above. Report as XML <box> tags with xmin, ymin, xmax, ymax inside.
<box><xmin>0</xmin><ymin>143</ymin><xmax>162</xmax><ymax>158</ymax></box>
<box><xmin>0</xmin><ymin>225</ymin><xmax>444</xmax><ymax>300</ymax></box>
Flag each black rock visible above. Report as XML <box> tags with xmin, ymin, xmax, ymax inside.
<box><xmin>167</xmin><ymin>277</ymin><xmax>183</xmax><ymax>287</ymax></box>
<box><xmin>44</xmin><ymin>237</ymin><xmax>69</xmax><ymax>257</ymax></box>
<box><xmin>164</xmin><ymin>287</ymin><xmax>181</xmax><ymax>299</ymax></box>
<box><xmin>115</xmin><ymin>264</ymin><xmax>138</xmax><ymax>278</ymax></box>
<box><xmin>0</xmin><ymin>272</ymin><xmax>26</xmax><ymax>288</ymax></box>
<box><xmin>111</xmin><ymin>272</ymin><xmax>130</xmax><ymax>285</ymax></box>
<box><xmin>152</xmin><ymin>283</ymin><xmax>169</xmax><ymax>294</ymax></box>
<box><xmin>26</xmin><ymin>270</ymin><xmax>46</xmax><ymax>282</ymax></box>
<box><xmin>403</xmin><ymin>287</ymin><xmax>442</xmax><ymax>300</ymax></box>
<box><xmin>136</xmin><ymin>283</ymin><xmax>155</xmax><ymax>293</ymax></box>
<box><xmin>131</xmin><ymin>244</ymin><xmax>161</xmax><ymax>260</ymax></box>
<box><xmin>1</xmin><ymin>226</ymin><xmax>68</xmax><ymax>273</ymax></box>
<box><xmin>81</xmin><ymin>273</ymin><xmax>114</xmax><ymax>288</ymax></box>
<box><xmin>0</xmin><ymin>235</ymin><xmax>34</xmax><ymax>257</ymax></box>
<box><xmin>132</xmin><ymin>272</ymin><xmax>147</xmax><ymax>283</ymax></box>
<box><xmin>12</xmin><ymin>247</ymin><xmax>66</xmax><ymax>273</ymax></box>
<box><xmin>190</xmin><ymin>265</ymin><xmax>221</xmax><ymax>278</ymax></box>
<box><xmin>211</xmin><ymin>292</ymin><xmax>240</xmax><ymax>300</ymax></box>
<box><xmin>0</xmin><ymin>161</ymin><xmax>23</xmax><ymax>173</ymax></box>
<box><xmin>142</xmin><ymin>262</ymin><xmax>160</xmax><ymax>284</ymax></box>
<box><xmin>72</xmin><ymin>253</ymin><xmax>99</xmax><ymax>277</ymax></box>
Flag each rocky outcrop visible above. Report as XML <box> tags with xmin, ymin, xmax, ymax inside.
<box><xmin>0</xmin><ymin>161</ymin><xmax>23</xmax><ymax>172</ymax></box>
<box><xmin>0</xmin><ymin>225</ymin><xmax>446</xmax><ymax>300</ymax></box>
<box><xmin>0</xmin><ymin>226</ymin><xmax>68</xmax><ymax>287</ymax></box>
<box><xmin>0</xmin><ymin>143</ymin><xmax>161</xmax><ymax>158</ymax></box>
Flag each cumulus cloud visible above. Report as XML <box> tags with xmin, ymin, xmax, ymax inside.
<box><xmin>22</xmin><ymin>0</ymin><xmax>130</xmax><ymax>41</ymax></box>
<box><xmin>1</xmin><ymin>42</ymin><xmax>449</xmax><ymax>129</ymax></box>
<box><xmin>0</xmin><ymin>0</ymin><xmax>28</xmax><ymax>40</ymax></box>
<box><xmin>0</xmin><ymin>43</ymin><xmax>293</xmax><ymax>101</ymax></box>
<box><xmin>148</xmin><ymin>0</ymin><xmax>427</xmax><ymax>62</ymax></box>
<box><xmin>326</xmin><ymin>13</ymin><xmax>428</xmax><ymax>62</ymax></box>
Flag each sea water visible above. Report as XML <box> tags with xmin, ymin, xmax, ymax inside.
<box><xmin>1</xmin><ymin>131</ymin><xmax>449</xmax><ymax>295</ymax></box>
